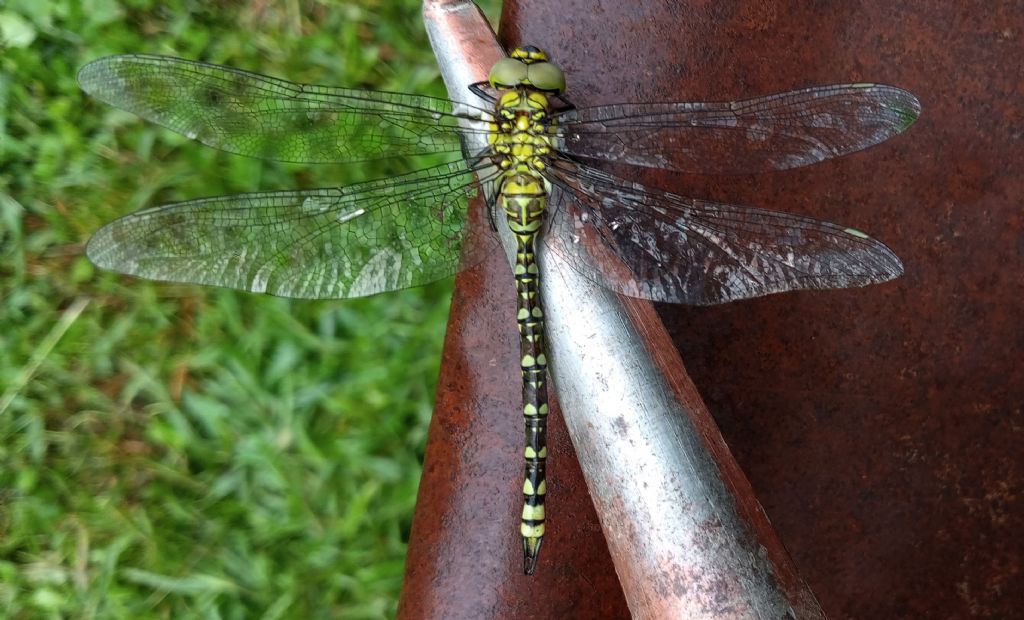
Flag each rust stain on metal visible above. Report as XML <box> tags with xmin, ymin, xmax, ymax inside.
<box><xmin>498</xmin><ymin>0</ymin><xmax>1024</xmax><ymax>618</ymax></box>
<box><xmin>406</xmin><ymin>0</ymin><xmax>1020</xmax><ymax>617</ymax></box>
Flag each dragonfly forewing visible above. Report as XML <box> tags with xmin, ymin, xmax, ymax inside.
<box><xmin>87</xmin><ymin>161</ymin><xmax>499</xmax><ymax>298</ymax></box>
<box><xmin>554</xmin><ymin>84</ymin><xmax>920</xmax><ymax>174</ymax></box>
<box><xmin>542</xmin><ymin>159</ymin><xmax>904</xmax><ymax>305</ymax></box>
<box><xmin>78</xmin><ymin>54</ymin><xmax>493</xmax><ymax>164</ymax></box>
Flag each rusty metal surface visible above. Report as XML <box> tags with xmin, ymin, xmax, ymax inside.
<box><xmin>501</xmin><ymin>1</ymin><xmax>1023</xmax><ymax>618</ymax></box>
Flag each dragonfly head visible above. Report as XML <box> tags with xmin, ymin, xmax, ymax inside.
<box><xmin>489</xmin><ymin>46</ymin><xmax>565</xmax><ymax>95</ymax></box>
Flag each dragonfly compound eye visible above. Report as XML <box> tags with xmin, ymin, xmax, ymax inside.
<box><xmin>526</xmin><ymin>62</ymin><xmax>565</xmax><ymax>94</ymax></box>
<box><xmin>489</xmin><ymin>57</ymin><xmax>529</xmax><ymax>89</ymax></box>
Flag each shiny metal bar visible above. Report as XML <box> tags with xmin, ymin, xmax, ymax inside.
<box><xmin>424</xmin><ymin>0</ymin><xmax>504</xmax><ymax>115</ymax></box>
<box><xmin>423</xmin><ymin>2</ymin><xmax>825</xmax><ymax>617</ymax></box>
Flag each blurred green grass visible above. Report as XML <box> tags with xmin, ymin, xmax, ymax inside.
<box><xmin>1</xmin><ymin>0</ymin><xmax>500</xmax><ymax>617</ymax></box>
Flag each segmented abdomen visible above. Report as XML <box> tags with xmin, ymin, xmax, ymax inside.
<box><xmin>500</xmin><ymin>172</ymin><xmax>549</xmax><ymax>574</ymax></box>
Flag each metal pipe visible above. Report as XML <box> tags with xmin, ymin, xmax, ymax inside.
<box><xmin>422</xmin><ymin>1</ymin><xmax>826</xmax><ymax>617</ymax></box>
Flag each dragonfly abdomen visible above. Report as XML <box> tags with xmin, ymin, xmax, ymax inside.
<box><xmin>499</xmin><ymin>171</ymin><xmax>550</xmax><ymax>575</ymax></box>
<box><xmin>489</xmin><ymin>68</ymin><xmax>560</xmax><ymax>575</ymax></box>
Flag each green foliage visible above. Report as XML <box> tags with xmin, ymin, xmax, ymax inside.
<box><xmin>1</xmin><ymin>0</ymin><xmax>501</xmax><ymax>616</ymax></box>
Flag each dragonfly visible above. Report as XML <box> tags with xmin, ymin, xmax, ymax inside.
<box><xmin>78</xmin><ymin>45</ymin><xmax>919</xmax><ymax>575</ymax></box>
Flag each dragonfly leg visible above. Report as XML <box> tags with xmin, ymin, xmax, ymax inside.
<box><xmin>468</xmin><ymin>81</ymin><xmax>498</xmax><ymax>103</ymax></box>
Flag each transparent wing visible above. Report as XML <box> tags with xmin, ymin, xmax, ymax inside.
<box><xmin>554</xmin><ymin>84</ymin><xmax>920</xmax><ymax>173</ymax></box>
<box><xmin>87</xmin><ymin>162</ymin><xmax>500</xmax><ymax>299</ymax></box>
<box><xmin>542</xmin><ymin>160</ymin><xmax>903</xmax><ymax>305</ymax></box>
<box><xmin>78</xmin><ymin>54</ymin><xmax>492</xmax><ymax>164</ymax></box>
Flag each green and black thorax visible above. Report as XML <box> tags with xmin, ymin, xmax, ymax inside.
<box><xmin>485</xmin><ymin>45</ymin><xmax>567</xmax><ymax>221</ymax></box>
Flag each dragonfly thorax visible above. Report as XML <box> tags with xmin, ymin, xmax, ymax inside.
<box><xmin>489</xmin><ymin>89</ymin><xmax>555</xmax><ymax>175</ymax></box>
<box><xmin>490</xmin><ymin>96</ymin><xmax>554</xmax><ymax>235</ymax></box>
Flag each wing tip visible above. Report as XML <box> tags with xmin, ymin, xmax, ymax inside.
<box><xmin>76</xmin><ymin>56</ymin><xmax>109</xmax><ymax>94</ymax></box>
<box><xmin>893</xmin><ymin>93</ymin><xmax>922</xmax><ymax>133</ymax></box>
<box><xmin>78</xmin><ymin>54</ymin><xmax>168</xmax><ymax>96</ymax></box>
<box><xmin>878</xmin><ymin>86</ymin><xmax>922</xmax><ymax>133</ymax></box>
<box><xmin>847</xmin><ymin>83</ymin><xmax>922</xmax><ymax>134</ymax></box>
<box><xmin>78</xmin><ymin>55</ymin><xmax>136</xmax><ymax>100</ymax></box>
<box><xmin>843</xmin><ymin>226</ymin><xmax>905</xmax><ymax>281</ymax></box>
<box><xmin>875</xmin><ymin>244</ymin><xmax>906</xmax><ymax>282</ymax></box>
<box><xmin>84</xmin><ymin>223</ymin><xmax>122</xmax><ymax>273</ymax></box>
